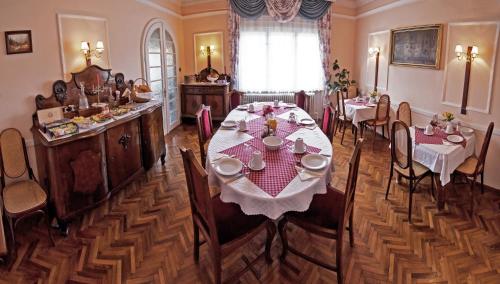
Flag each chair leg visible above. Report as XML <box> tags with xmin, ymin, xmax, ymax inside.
<box><xmin>7</xmin><ymin>216</ymin><xmax>15</xmax><ymax>252</ymax></box>
<box><xmin>211</xmin><ymin>250</ymin><xmax>222</xmax><ymax>284</ymax></box>
<box><xmin>386</xmin><ymin>122</ymin><xmax>390</xmax><ymax>141</ymax></box>
<box><xmin>278</xmin><ymin>218</ymin><xmax>288</xmax><ymax>262</ymax></box>
<box><xmin>386</xmin><ymin>165</ymin><xmax>394</xmax><ymax>200</ymax></box>
<box><xmin>373</xmin><ymin>126</ymin><xmax>377</xmax><ymax>147</ymax></box>
<box><xmin>430</xmin><ymin>174</ymin><xmax>435</xmax><ymax>201</ymax></box>
<box><xmin>348</xmin><ymin>212</ymin><xmax>354</xmax><ymax>247</ymax></box>
<box><xmin>193</xmin><ymin>222</ymin><xmax>200</xmax><ymax>263</ymax></box>
<box><xmin>336</xmin><ymin>237</ymin><xmax>343</xmax><ymax>284</ymax></box>
<box><xmin>340</xmin><ymin>121</ymin><xmax>346</xmax><ymax>145</ymax></box>
<box><xmin>265</xmin><ymin>222</ymin><xmax>276</xmax><ymax>264</ymax></box>
<box><xmin>470</xmin><ymin>177</ymin><xmax>476</xmax><ymax>214</ymax></box>
<box><xmin>382</xmin><ymin>125</ymin><xmax>385</xmax><ymax>139</ymax></box>
<box><xmin>353</xmin><ymin>125</ymin><xmax>358</xmax><ymax>145</ymax></box>
<box><xmin>44</xmin><ymin>206</ymin><xmax>54</xmax><ymax>246</ymax></box>
<box><xmin>480</xmin><ymin>172</ymin><xmax>484</xmax><ymax>194</ymax></box>
<box><xmin>408</xmin><ymin>179</ymin><xmax>414</xmax><ymax>223</ymax></box>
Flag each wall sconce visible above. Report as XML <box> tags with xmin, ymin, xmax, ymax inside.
<box><xmin>455</xmin><ymin>44</ymin><xmax>479</xmax><ymax>62</ymax></box>
<box><xmin>81</xmin><ymin>40</ymin><xmax>104</xmax><ymax>66</ymax></box>
<box><xmin>455</xmin><ymin>44</ymin><xmax>479</xmax><ymax>115</ymax></box>
<box><xmin>200</xmin><ymin>45</ymin><xmax>215</xmax><ymax>57</ymax></box>
<box><xmin>368</xmin><ymin>47</ymin><xmax>380</xmax><ymax>92</ymax></box>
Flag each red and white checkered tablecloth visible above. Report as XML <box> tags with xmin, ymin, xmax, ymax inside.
<box><xmin>246</xmin><ymin>117</ymin><xmax>304</xmax><ymax>140</ymax></box>
<box><xmin>220</xmin><ymin>137</ymin><xmax>321</xmax><ymax>197</ymax></box>
<box><xmin>415</xmin><ymin>127</ymin><xmax>466</xmax><ymax>147</ymax></box>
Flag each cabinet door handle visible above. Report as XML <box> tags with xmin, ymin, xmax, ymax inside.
<box><xmin>118</xmin><ymin>133</ymin><xmax>131</xmax><ymax>149</ymax></box>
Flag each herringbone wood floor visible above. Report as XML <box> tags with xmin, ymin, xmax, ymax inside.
<box><xmin>0</xmin><ymin>124</ymin><xmax>499</xmax><ymax>283</ymax></box>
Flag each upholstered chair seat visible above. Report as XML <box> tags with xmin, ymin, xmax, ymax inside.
<box><xmin>3</xmin><ymin>180</ymin><xmax>47</xmax><ymax>215</ymax></box>
<box><xmin>456</xmin><ymin>157</ymin><xmax>480</xmax><ymax>176</ymax></box>
<box><xmin>394</xmin><ymin>161</ymin><xmax>428</xmax><ymax>178</ymax></box>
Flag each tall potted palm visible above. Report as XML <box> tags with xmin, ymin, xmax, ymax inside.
<box><xmin>328</xmin><ymin>59</ymin><xmax>356</xmax><ymax>98</ymax></box>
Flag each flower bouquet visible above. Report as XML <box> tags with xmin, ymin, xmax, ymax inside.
<box><xmin>263</xmin><ymin>105</ymin><xmax>274</xmax><ymax>117</ymax></box>
<box><xmin>442</xmin><ymin>112</ymin><xmax>455</xmax><ymax>122</ymax></box>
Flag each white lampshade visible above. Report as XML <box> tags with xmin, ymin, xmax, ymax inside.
<box><xmin>368</xmin><ymin>47</ymin><xmax>380</xmax><ymax>56</ymax></box>
<box><xmin>454</xmin><ymin>44</ymin><xmax>463</xmax><ymax>54</ymax></box>
<box><xmin>95</xmin><ymin>41</ymin><xmax>104</xmax><ymax>52</ymax></box>
<box><xmin>80</xmin><ymin>41</ymin><xmax>90</xmax><ymax>52</ymax></box>
<box><xmin>471</xmin><ymin>46</ymin><xmax>479</xmax><ymax>56</ymax></box>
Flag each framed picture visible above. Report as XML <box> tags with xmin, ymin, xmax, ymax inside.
<box><xmin>5</xmin><ymin>30</ymin><xmax>33</xmax><ymax>54</ymax></box>
<box><xmin>390</xmin><ymin>24</ymin><xmax>443</xmax><ymax>69</ymax></box>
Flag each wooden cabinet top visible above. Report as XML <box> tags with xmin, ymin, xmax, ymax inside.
<box><xmin>181</xmin><ymin>82</ymin><xmax>229</xmax><ymax>87</ymax></box>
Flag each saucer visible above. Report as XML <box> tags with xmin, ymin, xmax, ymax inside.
<box><xmin>248</xmin><ymin>160</ymin><xmax>265</xmax><ymax>171</ymax></box>
<box><xmin>423</xmin><ymin>131</ymin><xmax>434</xmax><ymax>136</ymax></box>
<box><xmin>289</xmin><ymin>145</ymin><xmax>306</xmax><ymax>154</ymax></box>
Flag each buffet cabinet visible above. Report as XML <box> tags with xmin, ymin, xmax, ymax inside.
<box><xmin>31</xmin><ymin>65</ymin><xmax>166</xmax><ymax>229</ymax></box>
<box><xmin>181</xmin><ymin>82</ymin><xmax>230</xmax><ymax>121</ymax></box>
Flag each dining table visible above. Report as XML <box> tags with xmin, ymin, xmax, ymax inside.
<box><xmin>343</xmin><ymin>98</ymin><xmax>378</xmax><ymax>136</ymax></box>
<box><xmin>407</xmin><ymin>125</ymin><xmax>476</xmax><ymax>209</ymax></box>
<box><xmin>206</xmin><ymin>102</ymin><xmax>334</xmax><ymax>220</ymax></box>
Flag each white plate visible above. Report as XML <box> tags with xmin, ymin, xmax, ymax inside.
<box><xmin>221</xmin><ymin>120</ymin><xmax>237</xmax><ymax>128</ymax></box>
<box><xmin>366</xmin><ymin>103</ymin><xmax>377</xmax><ymax>107</ymax></box>
<box><xmin>447</xmin><ymin>135</ymin><xmax>464</xmax><ymax>144</ymax></box>
<box><xmin>301</xmin><ymin>154</ymin><xmax>328</xmax><ymax>170</ymax></box>
<box><xmin>214</xmin><ymin>157</ymin><xmax>243</xmax><ymax>176</ymax></box>
<box><xmin>249</xmin><ymin>160</ymin><xmax>266</xmax><ymax>171</ymax></box>
<box><xmin>300</xmin><ymin>118</ymin><xmax>315</xmax><ymax>125</ymax></box>
<box><xmin>284</xmin><ymin>103</ymin><xmax>297</xmax><ymax>108</ymax></box>
<box><xmin>460</xmin><ymin>127</ymin><xmax>474</xmax><ymax>136</ymax></box>
<box><xmin>236</xmin><ymin>105</ymin><xmax>248</xmax><ymax>110</ymax></box>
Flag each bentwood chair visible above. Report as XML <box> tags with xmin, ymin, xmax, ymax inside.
<box><xmin>397</xmin><ymin>102</ymin><xmax>412</xmax><ymax>127</ymax></box>
<box><xmin>195</xmin><ymin>104</ymin><xmax>214</xmax><ymax>167</ymax></box>
<box><xmin>336</xmin><ymin>90</ymin><xmax>357</xmax><ymax>145</ymax></box>
<box><xmin>454</xmin><ymin>122</ymin><xmax>494</xmax><ymax>213</ymax></box>
<box><xmin>320</xmin><ymin>104</ymin><xmax>335</xmax><ymax>143</ymax></box>
<box><xmin>364</xmin><ymin>94</ymin><xmax>391</xmax><ymax>146</ymax></box>
<box><xmin>229</xmin><ymin>90</ymin><xmax>244</xmax><ymax>111</ymax></box>
<box><xmin>179</xmin><ymin>147</ymin><xmax>275</xmax><ymax>284</ymax></box>
<box><xmin>295</xmin><ymin>90</ymin><xmax>311</xmax><ymax>112</ymax></box>
<box><xmin>0</xmin><ymin>128</ymin><xmax>54</xmax><ymax>253</ymax></box>
<box><xmin>385</xmin><ymin>121</ymin><xmax>433</xmax><ymax>222</ymax></box>
<box><xmin>278</xmin><ymin>139</ymin><xmax>364</xmax><ymax>284</ymax></box>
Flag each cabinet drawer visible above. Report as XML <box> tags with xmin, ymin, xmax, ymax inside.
<box><xmin>182</xmin><ymin>86</ymin><xmax>226</xmax><ymax>95</ymax></box>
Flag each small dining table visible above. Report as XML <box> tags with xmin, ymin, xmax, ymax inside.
<box><xmin>206</xmin><ymin>103</ymin><xmax>333</xmax><ymax>220</ymax></box>
<box><xmin>343</xmin><ymin>98</ymin><xmax>377</xmax><ymax>128</ymax></box>
<box><xmin>408</xmin><ymin>125</ymin><xmax>476</xmax><ymax>209</ymax></box>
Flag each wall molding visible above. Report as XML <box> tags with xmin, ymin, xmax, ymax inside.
<box><xmin>183</xmin><ymin>10</ymin><xmax>228</xmax><ymax>19</ymax></box>
<box><xmin>356</xmin><ymin>0</ymin><xmax>422</xmax><ymax>19</ymax></box>
<box><xmin>441</xmin><ymin>21</ymin><xmax>500</xmax><ymax>114</ymax></box>
<box><xmin>136</xmin><ymin>0</ymin><xmax>182</xmax><ymax>18</ymax></box>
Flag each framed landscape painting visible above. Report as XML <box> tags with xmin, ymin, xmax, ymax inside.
<box><xmin>390</xmin><ymin>24</ymin><xmax>443</xmax><ymax>69</ymax></box>
<box><xmin>5</xmin><ymin>30</ymin><xmax>33</xmax><ymax>54</ymax></box>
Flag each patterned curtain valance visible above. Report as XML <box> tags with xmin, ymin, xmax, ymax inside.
<box><xmin>229</xmin><ymin>0</ymin><xmax>332</xmax><ymax>21</ymax></box>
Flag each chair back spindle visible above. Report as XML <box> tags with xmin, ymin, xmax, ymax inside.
<box><xmin>336</xmin><ymin>91</ymin><xmax>347</xmax><ymax>119</ymax></box>
<box><xmin>376</xmin><ymin>94</ymin><xmax>390</xmax><ymax>122</ymax></box>
<box><xmin>0</xmin><ymin>128</ymin><xmax>31</xmax><ymax>183</ymax></box>
<box><xmin>391</xmin><ymin>120</ymin><xmax>413</xmax><ymax>174</ymax></box>
<box><xmin>341</xmin><ymin>138</ymin><xmax>363</xmax><ymax>228</ymax></box>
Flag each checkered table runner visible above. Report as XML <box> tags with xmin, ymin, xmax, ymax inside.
<box><xmin>220</xmin><ymin>137</ymin><xmax>321</xmax><ymax>197</ymax></box>
<box><xmin>246</xmin><ymin>117</ymin><xmax>303</xmax><ymax>139</ymax></box>
<box><xmin>415</xmin><ymin>127</ymin><xmax>466</xmax><ymax>147</ymax></box>
<box><xmin>254</xmin><ymin>107</ymin><xmax>291</xmax><ymax>117</ymax></box>
<box><xmin>346</xmin><ymin>100</ymin><xmax>368</xmax><ymax>106</ymax></box>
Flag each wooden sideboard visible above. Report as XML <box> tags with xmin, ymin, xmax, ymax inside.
<box><xmin>181</xmin><ymin>82</ymin><xmax>230</xmax><ymax>121</ymax></box>
<box><xmin>32</xmin><ymin>65</ymin><xmax>166</xmax><ymax>232</ymax></box>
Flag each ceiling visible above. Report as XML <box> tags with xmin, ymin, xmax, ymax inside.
<box><xmin>180</xmin><ymin>0</ymin><xmax>378</xmax><ymax>8</ymax></box>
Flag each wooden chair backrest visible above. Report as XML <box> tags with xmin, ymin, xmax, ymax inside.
<box><xmin>376</xmin><ymin>94</ymin><xmax>391</xmax><ymax>121</ymax></box>
<box><xmin>391</xmin><ymin>120</ymin><xmax>415</xmax><ymax>176</ymax></box>
<box><xmin>476</xmin><ymin>122</ymin><xmax>494</xmax><ymax>174</ymax></box>
<box><xmin>179</xmin><ymin>147</ymin><xmax>218</xmax><ymax>245</ymax></box>
<box><xmin>336</xmin><ymin>90</ymin><xmax>346</xmax><ymax>118</ymax></box>
<box><xmin>230</xmin><ymin>90</ymin><xmax>244</xmax><ymax>110</ymax></box>
<box><xmin>340</xmin><ymin>138</ymin><xmax>364</xmax><ymax>229</ymax></box>
<box><xmin>195</xmin><ymin>104</ymin><xmax>213</xmax><ymax>145</ymax></box>
<box><xmin>321</xmin><ymin>105</ymin><xmax>334</xmax><ymax>141</ymax></box>
<box><xmin>397</xmin><ymin>102</ymin><xmax>412</xmax><ymax>126</ymax></box>
<box><xmin>295</xmin><ymin>90</ymin><xmax>307</xmax><ymax>109</ymax></box>
<box><xmin>0</xmin><ymin>128</ymin><xmax>32</xmax><ymax>186</ymax></box>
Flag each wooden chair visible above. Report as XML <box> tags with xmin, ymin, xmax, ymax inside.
<box><xmin>0</xmin><ymin>128</ymin><xmax>54</xmax><ymax>253</ymax></box>
<box><xmin>454</xmin><ymin>122</ymin><xmax>494</xmax><ymax>213</ymax></box>
<box><xmin>294</xmin><ymin>90</ymin><xmax>312</xmax><ymax>112</ymax></box>
<box><xmin>195</xmin><ymin>104</ymin><xmax>214</xmax><ymax>167</ymax></box>
<box><xmin>385</xmin><ymin>121</ymin><xmax>433</xmax><ymax>222</ymax></box>
<box><xmin>335</xmin><ymin>90</ymin><xmax>357</xmax><ymax>145</ymax></box>
<box><xmin>364</xmin><ymin>94</ymin><xmax>391</xmax><ymax>146</ymax></box>
<box><xmin>229</xmin><ymin>90</ymin><xmax>244</xmax><ymax>111</ymax></box>
<box><xmin>179</xmin><ymin>147</ymin><xmax>275</xmax><ymax>284</ymax></box>
<box><xmin>397</xmin><ymin>102</ymin><xmax>412</xmax><ymax>127</ymax></box>
<box><xmin>278</xmin><ymin>139</ymin><xmax>364</xmax><ymax>284</ymax></box>
<box><xmin>320</xmin><ymin>104</ymin><xmax>335</xmax><ymax>143</ymax></box>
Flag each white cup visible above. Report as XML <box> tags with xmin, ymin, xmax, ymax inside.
<box><xmin>273</xmin><ymin>100</ymin><xmax>279</xmax><ymax>107</ymax></box>
<box><xmin>249</xmin><ymin>151</ymin><xmax>263</xmax><ymax>169</ymax></box>
<box><xmin>446</xmin><ymin>124</ymin><xmax>454</xmax><ymax>134</ymax></box>
<box><xmin>248</xmin><ymin>103</ymin><xmax>255</xmax><ymax>112</ymax></box>
<box><xmin>238</xmin><ymin>119</ymin><xmax>247</xmax><ymax>131</ymax></box>
<box><xmin>294</xmin><ymin>138</ymin><xmax>306</xmax><ymax>153</ymax></box>
<box><xmin>425</xmin><ymin>125</ymin><xmax>434</xmax><ymax>135</ymax></box>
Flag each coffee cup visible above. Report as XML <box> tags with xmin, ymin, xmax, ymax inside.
<box><xmin>294</xmin><ymin>138</ymin><xmax>306</xmax><ymax>153</ymax></box>
<box><xmin>249</xmin><ymin>151</ymin><xmax>263</xmax><ymax>169</ymax></box>
<box><xmin>238</xmin><ymin>119</ymin><xmax>247</xmax><ymax>131</ymax></box>
<box><xmin>445</xmin><ymin>124</ymin><xmax>454</xmax><ymax>134</ymax></box>
<box><xmin>273</xmin><ymin>100</ymin><xmax>280</xmax><ymax>107</ymax></box>
<box><xmin>248</xmin><ymin>103</ymin><xmax>255</xmax><ymax>112</ymax></box>
<box><xmin>425</xmin><ymin>125</ymin><xmax>434</xmax><ymax>135</ymax></box>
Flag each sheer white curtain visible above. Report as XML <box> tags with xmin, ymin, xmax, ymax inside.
<box><xmin>238</xmin><ymin>15</ymin><xmax>324</xmax><ymax>93</ymax></box>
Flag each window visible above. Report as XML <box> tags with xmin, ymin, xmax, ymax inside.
<box><xmin>238</xmin><ymin>16</ymin><xmax>324</xmax><ymax>93</ymax></box>
<box><xmin>143</xmin><ymin>20</ymin><xmax>179</xmax><ymax>133</ymax></box>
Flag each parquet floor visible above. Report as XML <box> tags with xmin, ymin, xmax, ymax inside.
<box><xmin>0</xmin><ymin>124</ymin><xmax>499</xmax><ymax>283</ymax></box>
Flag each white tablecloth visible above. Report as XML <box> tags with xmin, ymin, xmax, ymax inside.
<box><xmin>206</xmin><ymin>104</ymin><xmax>333</xmax><ymax>219</ymax></box>
<box><xmin>343</xmin><ymin>99</ymin><xmax>376</xmax><ymax>127</ymax></box>
<box><xmin>409</xmin><ymin>127</ymin><xmax>476</xmax><ymax>186</ymax></box>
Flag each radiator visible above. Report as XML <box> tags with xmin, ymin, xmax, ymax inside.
<box><xmin>241</xmin><ymin>93</ymin><xmax>295</xmax><ymax>105</ymax></box>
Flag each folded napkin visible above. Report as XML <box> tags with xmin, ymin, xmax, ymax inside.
<box><xmin>295</xmin><ymin>166</ymin><xmax>323</xmax><ymax>181</ymax></box>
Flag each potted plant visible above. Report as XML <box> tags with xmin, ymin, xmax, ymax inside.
<box><xmin>328</xmin><ymin>59</ymin><xmax>356</xmax><ymax>98</ymax></box>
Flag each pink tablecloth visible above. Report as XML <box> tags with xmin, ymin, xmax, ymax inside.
<box><xmin>415</xmin><ymin>127</ymin><xmax>466</xmax><ymax>148</ymax></box>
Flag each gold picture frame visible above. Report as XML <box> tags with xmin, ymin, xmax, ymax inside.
<box><xmin>390</xmin><ymin>24</ymin><xmax>443</xmax><ymax>69</ymax></box>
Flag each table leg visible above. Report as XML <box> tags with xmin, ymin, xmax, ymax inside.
<box><xmin>433</xmin><ymin>173</ymin><xmax>447</xmax><ymax>210</ymax></box>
